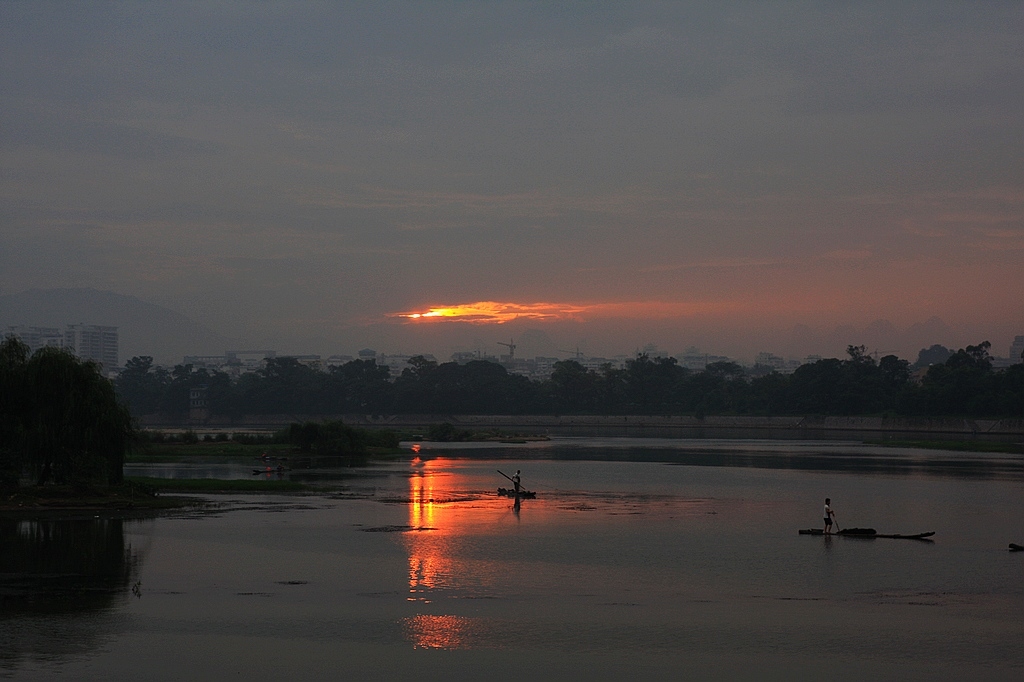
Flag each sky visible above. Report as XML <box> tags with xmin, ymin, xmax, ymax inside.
<box><xmin>2</xmin><ymin>2</ymin><xmax>1023</xmax><ymax>363</ymax></box>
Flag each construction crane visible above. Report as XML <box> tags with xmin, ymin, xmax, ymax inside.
<box><xmin>497</xmin><ymin>338</ymin><xmax>516</xmax><ymax>361</ymax></box>
<box><xmin>558</xmin><ymin>347</ymin><xmax>584</xmax><ymax>359</ymax></box>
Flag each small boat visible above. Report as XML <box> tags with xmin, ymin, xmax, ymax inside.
<box><xmin>1010</xmin><ymin>543</ymin><xmax>1023</xmax><ymax>552</ymax></box>
<box><xmin>799</xmin><ymin>528</ymin><xmax>935</xmax><ymax>540</ymax></box>
<box><xmin>497</xmin><ymin>487</ymin><xmax>536</xmax><ymax>499</ymax></box>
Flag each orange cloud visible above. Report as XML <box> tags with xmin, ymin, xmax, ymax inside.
<box><xmin>391</xmin><ymin>300</ymin><xmax>745</xmax><ymax>324</ymax></box>
<box><xmin>393</xmin><ymin>301</ymin><xmax>588</xmax><ymax>323</ymax></box>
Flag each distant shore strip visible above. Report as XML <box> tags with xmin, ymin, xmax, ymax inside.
<box><xmin>138</xmin><ymin>414</ymin><xmax>1024</xmax><ymax>442</ymax></box>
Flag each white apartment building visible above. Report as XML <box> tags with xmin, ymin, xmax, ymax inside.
<box><xmin>676</xmin><ymin>348</ymin><xmax>733</xmax><ymax>371</ymax></box>
<box><xmin>755</xmin><ymin>352</ymin><xmax>786</xmax><ymax>370</ymax></box>
<box><xmin>64</xmin><ymin>324</ymin><xmax>119</xmax><ymax>369</ymax></box>
<box><xmin>6</xmin><ymin>323</ymin><xmax>119</xmax><ymax>370</ymax></box>
<box><xmin>5</xmin><ymin>325</ymin><xmax>65</xmax><ymax>354</ymax></box>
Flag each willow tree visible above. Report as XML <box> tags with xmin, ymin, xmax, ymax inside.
<box><xmin>0</xmin><ymin>337</ymin><xmax>30</xmax><ymax>487</ymax></box>
<box><xmin>0</xmin><ymin>337</ymin><xmax>133</xmax><ymax>487</ymax></box>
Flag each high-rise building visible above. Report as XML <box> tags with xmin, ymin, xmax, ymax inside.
<box><xmin>1011</xmin><ymin>336</ymin><xmax>1024</xmax><ymax>364</ymax></box>
<box><xmin>4</xmin><ymin>325</ymin><xmax>64</xmax><ymax>354</ymax></box>
<box><xmin>64</xmin><ymin>324</ymin><xmax>119</xmax><ymax>369</ymax></box>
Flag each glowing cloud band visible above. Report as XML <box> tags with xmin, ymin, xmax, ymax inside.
<box><xmin>392</xmin><ymin>301</ymin><xmax>742</xmax><ymax>324</ymax></box>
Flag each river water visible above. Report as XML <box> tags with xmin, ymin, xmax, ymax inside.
<box><xmin>3</xmin><ymin>438</ymin><xmax>1023</xmax><ymax>680</ymax></box>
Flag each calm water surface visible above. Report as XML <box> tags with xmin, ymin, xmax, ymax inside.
<box><xmin>3</xmin><ymin>438</ymin><xmax>1023</xmax><ymax>680</ymax></box>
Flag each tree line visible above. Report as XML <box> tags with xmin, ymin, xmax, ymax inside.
<box><xmin>114</xmin><ymin>342</ymin><xmax>1024</xmax><ymax>420</ymax></box>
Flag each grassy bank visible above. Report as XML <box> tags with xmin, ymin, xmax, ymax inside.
<box><xmin>0</xmin><ymin>477</ymin><xmax>316</xmax><ymax>513</ymax></box>
<box><xmin>867</xmin><ymin>439</ymin><xmax>1024</xmax><ymax>455</ymax></box>
<box><xmin>3</xmin><ymin>441</ymin><xmax>402</xmax><ymax>513</ymax></box>
<box><xmin>126</xmin><ymin>476</ymin><xmax>311</xmax><ymax>493</ymax></box>
<box><xmin>128</xmin><ymin>441</ymin><xmax>408</xmax><ymax>463</ymax></box>
<box><xmin>0</xmin><ymin>483</ymin><xmax>201</xmax><ymax>513</ymax></box>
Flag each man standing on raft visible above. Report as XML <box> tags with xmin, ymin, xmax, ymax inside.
<box><xmin>512</xmin><ymin>470</ymin><xmax>521</xmax><ymax>494</ymax></box>
<box><xmin>823</xmin><ymin>498</ymin><xmax>836</xmax><ymax>534</ymax></box>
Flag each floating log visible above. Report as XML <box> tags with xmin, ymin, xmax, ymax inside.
<box><xmin>799</xmin><ymin>528</ymin><xmax>934</xmax><ymax>541</ymax></box>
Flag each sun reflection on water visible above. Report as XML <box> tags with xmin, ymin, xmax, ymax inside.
<box><xmin>402</xmin><ymin>458</ymin><xmax>544</xmax><ymax>650</ymax></box>
<box><xmin>402</xmin><ymin>614</ymin><xmax>481</xmax><ymax>650</ymax></box>
<box><xmin>407</xmin><ymin>466</ymin><xmax>450</xmax><ymax>603</ymax></box>
<box><xmin>405</xmin><ymin>461</ymin><xmax>467</xmax><ymax>649</ymax></box>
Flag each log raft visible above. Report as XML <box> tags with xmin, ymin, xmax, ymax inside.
<box><xmin>799</xmin><ymin>528</ymin><xmax>935</xmax><ymax>541</ymax></box>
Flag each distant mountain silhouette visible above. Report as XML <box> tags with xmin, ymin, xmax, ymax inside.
<box><xmin>0</xmin><ymin>288</ymin><xmax>236</xmax><ymax>365</ymax></box>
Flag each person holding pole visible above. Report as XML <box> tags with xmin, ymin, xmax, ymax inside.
<box><xmin>823</xmin><ymin>498</ymin><xmax>836</xmax><ymax>534</ymax></box>
<box><xmin>512</xmin><ymin>470</ymin><xmax>521</xmax><ymax>494</ymax></box>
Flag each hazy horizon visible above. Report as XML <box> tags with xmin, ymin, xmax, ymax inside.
<box><xmin>2</xmin><ymin>4</ymin><xmax>1022</xmax><ymax>365</ymax></box>
<box><xmin>2</xmin><ymin>287</ymin><xmax>1018</xmax><ymax>367</ymax></box>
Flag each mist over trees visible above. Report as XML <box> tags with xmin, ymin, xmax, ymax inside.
<box><xmin>114</xmin><ymin>343</ymin><xmax>1024</xmax><ymax>421</ymax></box>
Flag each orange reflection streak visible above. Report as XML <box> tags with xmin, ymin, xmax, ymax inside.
<box><xmin>403</xmin><ymin>614</ymin><xmax>477</xmax><ymax>650</ymax></box>
<box><xmin>405</xmin><ymin>461</ymin><xmax>488</xmax><ymax>650</ymax></box>
<box><xmin>407</xmin><ymin>463</ymin><xmax>446</xmax><ymax>600</ymax></box>
<box><xmin>391</xmin><ymin>300</ymin><xmax>747</xmax><ymax>324</ymax></box>
<box><xmin>401</xmin><ymin>460</ymin><xmax>562</xmax><ymax>650</ymax></box>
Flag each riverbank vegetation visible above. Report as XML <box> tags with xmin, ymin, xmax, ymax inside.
<box><xmin>115</xmin><ymin>342</ymin><xmax>1024</xmax><ymax>420</ymax></box>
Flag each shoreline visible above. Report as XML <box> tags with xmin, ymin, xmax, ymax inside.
<box><xmin>139</xmin><ymin>414</ymin><xmax>1024</xmax><ymax>442</ymax></box>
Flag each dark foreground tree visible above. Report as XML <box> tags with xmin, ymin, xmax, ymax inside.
<box><xmin>0</xmin><ymin>337</ymin><xmax>31</xmax><ymax>487</ymax></box>
<box><xmin>0</xmin><ymin>337</ymin><xmax>134</xmax><ymax>487</ymax></box>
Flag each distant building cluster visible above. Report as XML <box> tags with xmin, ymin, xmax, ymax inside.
<box><xmin>6</xmin><ymin>324</ymin><xmax>119</xmax><ymax>370</ymax></box>
<box><xmin>185</xmin><ymin>350</ymin><xmax>284</xmax><ymax>377</ymax></box>
<box><xmin>172</xmin><ymin>344</ymin><xmax>855</xmax><ymax>381</ymax></box>
<box><xmin>181</xmin><ymin>348</ymin><xmax>441</xmax><ymax>380</ymax></box>
<box><xmin>452</xmin><ymin>349</ymin><xmax>630</xmax><ymax>381</ymax></box>
<box><xmin>676</xmin><ymin>346</ymin><xmax>733</xmax><ymax>371</ymax></box>
<box><xmin>753</xmin><ymin>352</ymin><xmax>816</xmax><ymax>374</ymax></box>
<box><xmin>6</xmin><ymin>322</ymin><xmax>1024</xmax><ymax>381</ymax></box>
